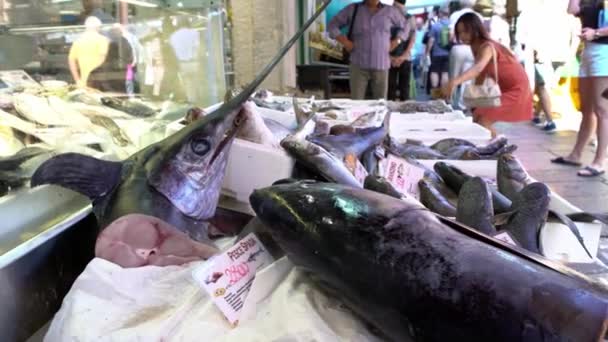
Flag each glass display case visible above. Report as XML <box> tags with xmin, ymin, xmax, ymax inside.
<box><xmin>0</xmin><ymin>0</ymin><xmax>232</xmax><ymax>105</ymax></box>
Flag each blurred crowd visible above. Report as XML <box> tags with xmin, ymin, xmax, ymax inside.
<box><xmin>329</xmin><ymin>0</ymin><xmax>608</xmax><ymax>177</ymax></box>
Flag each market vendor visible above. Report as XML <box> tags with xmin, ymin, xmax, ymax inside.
<box><xmin>328</xmin><ymin>0</ymin><xmax>410</xmax><ymax>100</ymax></box>
<box><xmin>68</xmin><ymin>16</ymin><xmax>110</xmax><ymax>89</ymax></box>
<box><xmin>440</xmin><ymin>12</ymin><xmax>533</xmax><ymax>137</ymax></box>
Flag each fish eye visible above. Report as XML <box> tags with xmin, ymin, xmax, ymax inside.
<box><xmin>191</xmin><ymin>137</ymin><xmax>211</xmax><ymax>155</ymax></box>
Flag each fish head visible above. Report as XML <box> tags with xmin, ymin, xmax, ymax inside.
<box><xmin>498</xmin><ymin>153</ymin><xmax>527</xmax><ymax>180</ymax></box>
<box><xmin>146</xmin><ymin>106</ymin><xmax>245</xmax><ymax>220</ymax></box>
<box><xmin>250</xmin><ymin>181</ymin><xmax>427</xmax><ymax>270</ymax></box>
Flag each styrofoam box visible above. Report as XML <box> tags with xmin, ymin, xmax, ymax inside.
<box><xmin>391</xmin><ymin>120</ymin><xmax>492</xmax><ymax>145</ymax></box>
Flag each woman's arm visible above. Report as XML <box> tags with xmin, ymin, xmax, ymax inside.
<box><xmin>452</xmin><ymin>44</ymin><xmax>494</xmax><ymax>87</ymax></box>
<box><xmin>568</xmin><ymin>0</ymin><xmax>580</xmax><ymax>15</ymax></box>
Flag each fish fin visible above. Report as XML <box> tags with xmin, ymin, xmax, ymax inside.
<box><xmin>31</xmin><ymin>153</ymin><xmax>122</xmax><ymax>201</ymax></box>
<box><xmin>548</xmin><ymin>210</ymin><xmax>593</xmax><ymax>259</ymax></box>
<box><xmin>492</xmin><ymin>211</ymin><xmax>516</xmax><ymax>226</ymax></box>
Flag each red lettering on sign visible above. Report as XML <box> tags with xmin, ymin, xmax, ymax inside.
<box><xmin>225</xmin><ymin>263</ymin><xmax>250</xmax><ymax>285</ymax></box>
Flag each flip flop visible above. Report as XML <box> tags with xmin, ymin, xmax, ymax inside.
<box><xmin>577</xmin><ymin>166</ymin><xmax>606</xmax><ymax>178</ymax></box>
<box><xmin>551</xmin><ymin>156</ymin><xmax>582</xmax><ymax>167</ymax></box>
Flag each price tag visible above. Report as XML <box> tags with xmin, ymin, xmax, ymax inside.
<box><xmin>344</xmin><ymin>153</ymin><xmax>368</xmax><ymax>186</ymax></box>
<box><xmin>493</xmin><ymin>231</ymin><xmax>519</xmax><ymax>247</ymax></box>
<box><xmin>383</xmin><ymin>154</ymin><xmax>425</xmax><ymax>199</ymax></box>
<box><xmin>192</xmin><ymin>233</ymin><xmax>273</xmax><ymax>326</ymax></box>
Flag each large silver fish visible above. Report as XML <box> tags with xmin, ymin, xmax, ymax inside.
<box><xmin>250</xmin><ymin>181</ymin><xmax>608</xmax><ymax>342</ymax></box>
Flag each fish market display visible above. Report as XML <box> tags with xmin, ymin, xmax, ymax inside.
<box><xmin>0</xmin><ymin>124</ymin><xmax>23</xmax><ymax>156</ymax></box>
<box><xmin>14</xmin><ymin>93</ymin><xmax>90</xmax><ymax>126</ymax></box>
<box><xmin>250</xmin><ymin>181</ymin><xmax>608</xmax><ymax>342</ymax></box>
<box><xmin>100</xmin><ymin>97</ymin><xmax>158</xmax><ymax>118</ymax></box>
<box><xmin>419</xmin><ymin>177</ymin><xmax>458</xmax><ymax>217</ymax></box>
<box><xmin>387</xmin><ymin>136</ymin><xmax>516</xmax><ymax>160</ymax></box>
<box><xmin>387</xmin><ymin>99</ymin><xmax>453</xmax><ymax>114</ymax></box>
<box><xmin>30</xmin><ymin>0</ymin><xmax>331</xmax><ymax>267</ymax></box>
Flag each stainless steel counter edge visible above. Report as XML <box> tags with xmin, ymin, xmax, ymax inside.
<box><xmin>0</xmin><ymin>185</ymin><xmax>92</xmax><ymax>269</ymax></box>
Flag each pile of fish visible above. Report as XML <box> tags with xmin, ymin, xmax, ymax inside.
<box><xmin>386</xmin><ymin>136</ymin><xmax>517</xmax><ymax>160</ymax></box>
<box><xmin>417</xmin><ymin>154</ymin><xmax>602</xmax><ymax>264</ymax></box>
<box><xmin>387</xmin><ymin>99</ymin><xmax>453</xmax><ymax>114</ymax></box>
<box><xmin>0</xmin><ymin>84</ymin><xmax>182</xmax><ymax>197</ymax></box>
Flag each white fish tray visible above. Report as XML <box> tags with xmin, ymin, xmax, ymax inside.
<box><xmin>391</xmin><ymin>120</ymin><xmax>492</xmax><ymax>145</ymax></box>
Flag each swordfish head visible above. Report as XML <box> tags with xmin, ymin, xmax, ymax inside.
<box><xmin>30</xmin><ymin>104</ymin><xmax>245</xmax><ymax>225</ymax></box>
<box><xmin>145</xmin><ymin>106</ymin><xmax>244</xmax><ymax>220</ymax></box>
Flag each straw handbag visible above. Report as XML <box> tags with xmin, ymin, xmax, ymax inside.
<box><xmin>463</xmin><ymin>44</ymin><xmax>502</xmax><ymax>108</ymax></box>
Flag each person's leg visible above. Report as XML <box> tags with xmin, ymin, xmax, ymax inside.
<box><xmin>588</xmin><ymin>76</ymin><xmax>608</xmax><ymax>171</ymax></box>
<box><xmin>370</xmin><ymin>69</ymin><xmax>389</xmax><ymax>100</ymax></box>
<box><xmin>564</xmin><ymin>77</ymin><xmax>597</xmax><ymax>163</ymax></box>
<box><xmin>430</xmin><ymin>71</ymin><xmax>439</xmax><ymax>89</ymax></box>
<box><xmin>388</xmin><ymin>67</ymin><xmax>398</xmax><ymax>101</ymax></box>
<box><xmin>350</xmin><ymin>64</ymin><xmax>369</xmax><ymax>100</ymax></box>
<box><xmin>399</xmin><ymin>61</ymin><xmax>412</xmax><ymax>101</ymax></box>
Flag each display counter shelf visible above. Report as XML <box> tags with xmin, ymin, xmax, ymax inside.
<box><xmin>0</xmin><ymin>185</ymin><xmax>97</xmax><ymax>342</ymax></box>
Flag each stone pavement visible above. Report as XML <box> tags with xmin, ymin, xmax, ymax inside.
<box><xmin>496</xmin><ymin>121</ymin><xmax>608</xmax><ymax>212</ymax></box>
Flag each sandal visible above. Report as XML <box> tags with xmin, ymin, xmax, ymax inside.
<box><xmin>551</xmin><ymin>156</ymin><xmax>582</xmax><ymax>167</ymax></box>
<box><xmin>577</xmin><ymin>166</ymin><xmax>606</xmax><ymax>178</ymax></box>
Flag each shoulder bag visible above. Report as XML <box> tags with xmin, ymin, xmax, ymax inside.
<box><xmin>341</xmin><ymin>3</ymin><xmax>360</xmax><ymax>64</ymax></box>
<box><xmin>463</xmin><ymin>43</ymin><xmax>502</xmax><ymax>108</ymax></box>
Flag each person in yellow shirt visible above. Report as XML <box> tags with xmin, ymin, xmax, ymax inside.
<box><xmin>68</xmin><ymin>16</ymin><xmax>109</xmax><ymax>88</ymax></box>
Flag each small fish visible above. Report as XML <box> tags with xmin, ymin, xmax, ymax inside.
<box><xmin>444</xmin><ymin>145</ymin><xmax>482</xmax><ymax>160</ymax></box>
<box><xmin>497</xmin><ymin>153</ymin><xmax>533</xmax><ymax>201</ymax></box>
<box><xmin>501</xmin><ymin>182</ymin><xmax>551</xmax><ymax>255</ymax></box>
<box><xmin>418</xmin><ymin>178</ymin><xmax>458</xmax><ymax>217</ymax></box>
<box><xmin>293</xmin><ymin>97</ymin><xmax>313</xmax><ymax>126</ymax></box>
<box><xmin>475</xmin><ymin>136</ymin><xmax>508</xmax><ymax>155</ymax></box>
<box><xmin>236</xmin><ymin>102</ymin><xmax>280</xmax><ymax>148</ymax></box>
<box><xmin>329</xmin><ymin>124</ymin><xmax>355</xmax><ymax>136</ymax></box>
<box><xmin>350</xmin><ymin>110</ymin><xmax>380</xmax><ymax>127</ymax></box>
<box><xmin>90</xmin><ymin>115</ymin><xmax>131</xmax><ymax>147</ymax></box>
<box><xmin>13</xmin><ymin>93</ymin><xmax>90</xmax><ymax>126</ymax></box>
<box><xmin>457</xmin><ymin>177</ymin><xmax>496</xmax><ymax>235</ymax></box>
<box><xmin>101</xmin><ymin>97</ymin><xmax>157</xmax><ymax>118</ymax></box>
<box><xmin>387</xmin><ymin>139</ymin><xmax>446</xmax><ymax>160</ymax></box>
<box><xmin>281</xmin><ymin>118</ymin><xmax>361</xmax><ymax>188</ymax></box>
<box><xmin>250</xmin><ymin>181</ymin><xmax>608</xmax><ymax>342</ymax></box>
<box><xmin>307</xmin><ymin>113</ymin><xmax>391</xmax><ymax>161</ymax></box>
<box><xmin>430</xmin><ymin>138</ymin><xmax>476</xmax><ymax>155</ymax></box>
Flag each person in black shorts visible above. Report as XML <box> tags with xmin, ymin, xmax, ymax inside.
<box><xmin>426</xmin><ymin>5</ymin><xmax>451</xmax><ymax>90</ymax></box>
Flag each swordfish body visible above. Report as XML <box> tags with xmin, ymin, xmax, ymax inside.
<box><xmin>30</xmin><ymin>0</ymin><xmax>333</xmax><ymax>241</ymax></box>
<box><xmin>250</xmin><ymin>181</ymin><xmax>608</xmax><ymax>342</ymax></box>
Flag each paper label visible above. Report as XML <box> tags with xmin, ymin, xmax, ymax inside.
<box><xmin>493</xmin><ymin>231</ymin><xmax>519</xmax><ymax>246</ymax></box>
<box><xmin>383</xmin><ymin>154</ymin><xmax>425</xmax><ymax>199</ymax></box>
<box><xmin>344</xmin><ymin>154</ymin><xmax>368</xmax><ymax>186</ymax></box>
<box><xmin>192</xmin><ymin>233</ymin><xmax>273</xmax><ymax>326</ymax></box>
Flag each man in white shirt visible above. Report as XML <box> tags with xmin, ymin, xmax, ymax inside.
<box><xmin>448</xmin><ymin>0</ymin><xmax>482</xmax><ymax>110</ymax></box>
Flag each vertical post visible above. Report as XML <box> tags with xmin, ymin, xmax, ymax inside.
<box><xmin>119</xmin><ymin>1</ymin><xmax>128</xmax><ymax>25</ymax></box>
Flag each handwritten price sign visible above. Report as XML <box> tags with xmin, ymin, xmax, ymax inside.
<box><xmin>192</xmin><ymin>233</ymin><xmax>273</xmax><ymax>326</ymax></box>
<box><xmin>382</xmin><ymin>154</ymin><xmax>425</xmax><ymax>199</ymax></box>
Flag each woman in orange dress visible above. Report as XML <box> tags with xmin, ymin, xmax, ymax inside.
<box><xmin>441</xmin><ymin>12</ymin><xmax>533</xmax><ymax>137</ymax></box>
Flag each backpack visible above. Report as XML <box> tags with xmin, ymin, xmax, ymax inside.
<box><xmin>439</xmin><ymin>23</ymin><xmax>451</xmax><ymax>49</ymax></box>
